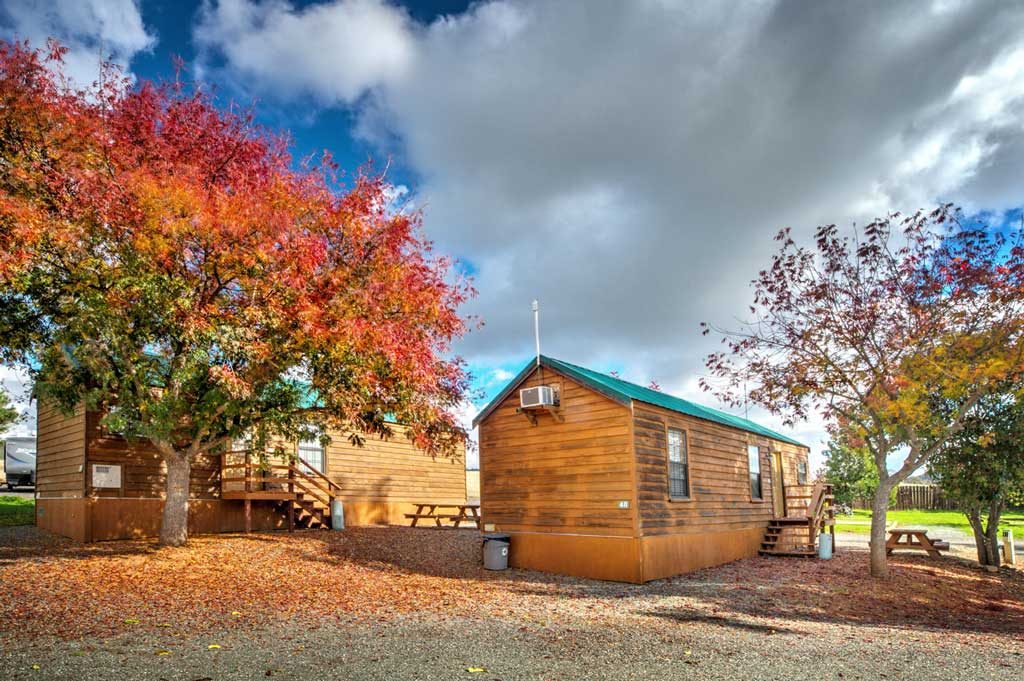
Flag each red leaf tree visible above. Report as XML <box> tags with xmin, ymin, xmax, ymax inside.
<box><xmin>0</xmin><ymin>41</ymin><xmax>474</xmax><ymax>545</ymax></box>
<box><xmin>702</xmin><ymin>207</ymin><xmax>1024</xmax><ymax>577</ymax></box>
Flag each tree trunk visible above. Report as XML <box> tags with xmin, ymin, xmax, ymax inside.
<box><xmin>159</xmin><ymin>452</ymin><xmax>191</xmax><ymax>546</ymax></box>
<box><xmin>869</xmin><ymin>478</ymin><xmax>894</xmax><ymax>578</ymax></box>
<box><xmin>984</xmin><ymin>500</ymin><xmax>1003</xmax><ymax>568</ymax></box>
<box><xmin>967</xmin><ymin>507</ymin><xmax>993</xmax><ymax>566</ymax></box>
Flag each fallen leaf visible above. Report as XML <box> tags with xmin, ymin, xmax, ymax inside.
<box><xmin>207</xmin><ymin>644</ymin><xmax>221</xmax><ymax>650</ymax></box>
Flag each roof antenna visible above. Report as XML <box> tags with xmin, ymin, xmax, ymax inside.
<box><xmin>532</xmin><ymin>299</ymin><xmax>541</xmax><ymax>367</ymax></box>
<box><xmin>744</xmin><ymin>379</ymin><xmax>749</xmax><ymax>419</ymax></box>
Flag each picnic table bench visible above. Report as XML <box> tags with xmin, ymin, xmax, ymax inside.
<box><xmin>405</xmin><ymin>503</ymin><xmax>480</xmax><ymax>528</ymax></box>
<box><xmin>885</xmin><ymin>529</ymin><xmax>951</xmax><ymax>558</ymax></box>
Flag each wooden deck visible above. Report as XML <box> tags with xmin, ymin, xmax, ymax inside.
<box><xmin>220</xmin><ymin>452</ymin><xmax>342</xmax><ymax>531</ymax></box>
<box><xmin>759</xmin><ymin>483</ymin><xmax>836</xmax><ymax>557</ymax></box>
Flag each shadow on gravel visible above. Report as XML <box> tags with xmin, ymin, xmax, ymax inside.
<box><xmin>672</xmin><ymin>551</ymin><xmax>1024</xmax><ymax>636</ymax></box>
<box><xmin>643</xmin><ymin>610</ymin><xmax>799</xmax><ymax>635</ymax></box>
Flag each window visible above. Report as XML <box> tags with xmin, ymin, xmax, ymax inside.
<box><xmin>748</xmin><ymin>444</ymin><xmax>763</xmax><ymax>500</ymax></box>
<box><xmin>667</xmin><ymin>428</ymin><xmax>689</xmax><ymax>499</ymax></box>
<box><xmin>298</xmin><ymin>438</ymin><xmax>325</xmax><ymax>474</ymax></box>
<box><xmin>797</xmin><ymin>461</ymin><xmax>808</xmax><ymax>485</ymax></box>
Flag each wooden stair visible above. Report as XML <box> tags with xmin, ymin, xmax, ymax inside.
<box><xmin>759</xmin><ymin>483</ymin><xmax>835</xmax><ymax>558</ymax></box>
<box><xmin>221</xmin><ymin>451</ymin><xmax>342</xmax><ymax>533</ymax></box>
<box><xmin>292</xmin><ymin>492</ymin><xmax>331</xmax><ymax>529</ymax></box>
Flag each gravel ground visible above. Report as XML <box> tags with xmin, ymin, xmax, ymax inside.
<box><xmin>1</xmin><ymin>525</ymin><xmax>1021</xmax><ymax>680</ymax></box>
<box><xmin>1</xmin><ymin>614</ymin><xmax>1020</xmax><ymax>680</ymax></box>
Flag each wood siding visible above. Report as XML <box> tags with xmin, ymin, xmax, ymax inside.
<box><xmin>85</xmin><ymin>411</ymin><xmax>221</xmax><ymax>499</ymax></box>
<box><xmin>78</xmin><ymin>414</ymin><xmax>463</xmax><ymax>506</ymax></box>
<box><xmin>479</xmin><ymin>367</ymin><xmax>637</xmax><ymax>537</ymax></box>
<box><xmin>35</xmin><ymin>402</ymin><xmax>86</xmax><ymax>499</ymax></box>
<box><xmin>465</xmin><ymin>470</ymin><xmax>480</xmax><ymax>502</ymax></box>
<box><xmin>632</xmin><ymin>402</ymin><xmax>809</xmax><ymax>537</ymax></box>
<box><xmin>323</xmin><ymin>425</ymin><xmax>466</xmax><ymax>506</ymax></box>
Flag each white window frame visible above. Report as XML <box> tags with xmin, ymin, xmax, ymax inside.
<box><xmin>667</xmin><ymin>427</ymin><xmax>690</xmax><ymax>500</ymax></box>
<box><xmin>748</xmin><ymin>444</ymin><xmax>763</xmax><ymax>500</ymax></box>
<box><xmin>297</xmin><ymin>437</ymin><xmax>326</xmax><ymax>474</ymax></box>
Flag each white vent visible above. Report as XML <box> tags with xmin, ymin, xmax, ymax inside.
<box><xmin>91</xmin><ymin>463</ymin><xmax>122</xmax><ymax>489</ymax></box>
<box><xmin>520</xmin><ymin>386</ymin><xmax>557</xmax><ymax>409</ymax></box>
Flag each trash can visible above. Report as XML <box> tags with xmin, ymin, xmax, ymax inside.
<box><xmin>818</xmin><ymin>531</ymin><xmax>833</xmax><ymax>560</ymax></box>
<box><xmin>331</xmin><ymin>499</ymin><xmax>345</xmax><ymax>530</ymax></box>
<box><xmin>482</xmin><ymin>533</ymin><xmax>511</xmax><ymax>570</ymax></box>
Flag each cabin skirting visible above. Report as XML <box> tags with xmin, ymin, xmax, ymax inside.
<box><xmin>506</xmin><ymin>526</ymin><xmax>766</xmax><ymax>583</ymax></box>
<box><xmin>36</xmin><ymin>497</ymin><xmax>289</xmax><ymax>542</ymax></box>
<box><xmin>507</xmin><ymin>532</ymin><xmax>644</xmax><ymax>583</ymax></box>
<box><xmin>35</xmin><ymin>497</ymin><xmax>458</xmax><ymax>542</ymax></box>
<box><xmin>638</xmin><ymin>527</ymin><xmax>766</xmax><ymax>581</ymax></box>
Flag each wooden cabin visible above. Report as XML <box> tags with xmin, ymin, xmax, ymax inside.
<box><xmin>34</xmin><ymin>402</ymin><xmax>466</xmax><ymax>542</ymax></box>
<box><xmin>474</xmin><ymin>356</ymin><xmax>832</xmax><ymax>584</ymax></box>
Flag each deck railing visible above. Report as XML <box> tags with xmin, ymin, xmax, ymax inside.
<box><xmin>220</xmin><ymin>449</ymin><xmax>342</xmax><ymax>510</ymax></box>
<box><xmin>782</xmin><ymin>482</ymin><xmax>836</xmax><ymax>550</ymax></box>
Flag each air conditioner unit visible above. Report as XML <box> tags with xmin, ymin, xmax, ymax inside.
<box><xmin>520</xmin><ymin>385</ymin><xmax>557</xmax><ymax>409</ymax></box>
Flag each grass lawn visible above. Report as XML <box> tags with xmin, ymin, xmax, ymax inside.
<box><xmin>834</xmin><ymin>508</ymin><xmax>1024</xmax><ymax>535</ymax></box>
<box><xmin>0</xmin><ymin>496</ymin><xmax>34</xmax><ymax>526</ymax></box>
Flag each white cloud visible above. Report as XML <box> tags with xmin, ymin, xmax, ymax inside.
<box><xmin>196</xmin><ymin>1</ymin><xmax>1024</xmax><ymax>465</ymax></box>
<box><xmin>0</xmin><ymin>0</ymin><xmax>155</xmax><ymax>86</ymax></box>
<box><xmin>194</xmin><ymin>0</ymin><xmax>415</xmax><ymax>104</ymax></box>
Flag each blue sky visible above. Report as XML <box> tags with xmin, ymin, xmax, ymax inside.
<box><xmin>2</xmin><ymin>1</ymin><xmax>1024</xmax><ymax>473</ymax></box>
<box><xmin>128</xmin><ymin>1</ymin><xmax>471</xmax><ymax>189</ymax></box>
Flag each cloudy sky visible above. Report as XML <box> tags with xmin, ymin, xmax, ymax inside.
<box><xmin>2</xmin><ymin>0</ymin><xmax>1024</xmax><ymax>470</ymax></box>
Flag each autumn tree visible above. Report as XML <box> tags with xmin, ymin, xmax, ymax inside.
<box><xmin>0</xmin><ymin>41</ymin><xmax>472</xmax><ymax>546</ymax></box>
<box><xmin>928</xmin><ymin>387</ymin><xmax>1024</xmax><ymax>567</ymax></box>
<box><xmin>702</xmin><ymin>208</ymin><xmax>1024</xmax><ymax>577</ymax></box>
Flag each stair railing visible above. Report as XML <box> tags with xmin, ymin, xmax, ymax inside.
<box><xmin>220</xmin><ymin>450</ymin><xmax>342</xmax><ymax>509</ymax></box>
<box><xmin>807</xmin><ymin>483</ymin><xmax>836</xmax><ymax>550</ymax></box>
<box><xmin>776</xmin><ymin>482</ymin><xmax>836</xmax><ymax>552</ymax></box>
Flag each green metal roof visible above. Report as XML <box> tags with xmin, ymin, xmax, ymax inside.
<box><xmin>472</xmin><ymin>355</ymin><xmax>806</xmax><ymax>448</ymax></box>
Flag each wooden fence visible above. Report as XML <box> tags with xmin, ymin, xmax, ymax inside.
<box><xmin>852</xmin><ymin>484</ymin><xmax>959</xmax><ymax>511</ymax></box>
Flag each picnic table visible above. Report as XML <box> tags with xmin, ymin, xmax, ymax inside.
<box><xmin>885</xmin><ymin>529</ymin><xmax>950</xmax><ymax>558</ymax></box>
<box><xmin>405</xmin><ymin>503</ymin><xmax>480</xmax><ymax>528</ymax></box>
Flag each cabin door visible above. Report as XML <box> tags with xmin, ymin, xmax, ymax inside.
<box><xmin>771</xmin><ymin>451</ymin><xmax>786</xmax><ymax>517</ymax></box>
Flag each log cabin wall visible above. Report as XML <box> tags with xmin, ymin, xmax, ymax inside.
<box><xmin>321</xmin><ymin>425</ymin><xmax>467</xmax><ymax>526</ymax></box>
<box><xmin>478</xmin><ymin>367</ymin><xmax>643</xmax><ymax>582</ymax></box>
<box><xmin>34</xmin><ymin>402</ymin><xmax>89</xmax><ymax>540</ymax></box>
<box><xmin>84</xmin><ymin>410</ymin><xmax>221</xmax><ymax>500</ymax></box>
<box><xmin>81</xmin><ymin>410</ymin><xmax>285</xmax><ymax>540</ymax></box>
<box><xmin>632</xmin><ymin>402</ymin><xmax>810</xmax><ymax>580</ymax></box>
<box><xmin>35</xmin><ymin>401</ymin><xmax>86</xmax><ymax>499</ymax></box>
<box><xmin>35</xmin><ymin>405</ymin><xmax>465</xmax><ymax>541</ymax></box>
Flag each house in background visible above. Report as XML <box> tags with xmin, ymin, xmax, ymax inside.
<box><xmin>465</xmin><ymin>468</ymin><xmax>480</xmax><ymax>503</ymax></box>
<box><xmin>474</xmin><ymin>356</ymin><xmax>827</xmax><ymax>584</ymax></box>
<box><xmin>35</xmin><ymin>402</ymin><xmax>466</xmax><ymax>542</ymax></box>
